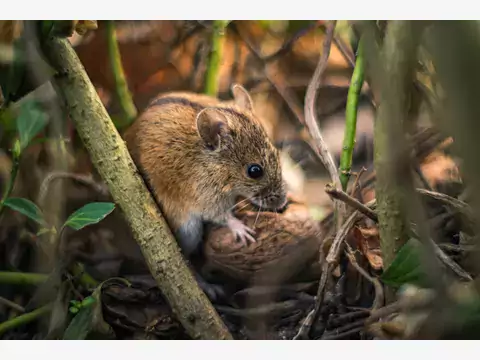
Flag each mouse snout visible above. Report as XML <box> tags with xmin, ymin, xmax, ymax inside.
<box><xmin>256</xmin><ymin>188</ymin><xmax>287</xmax><ymax>212</ymax></box>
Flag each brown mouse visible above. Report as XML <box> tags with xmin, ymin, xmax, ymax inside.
<box><xmin>123</xmin><ymin>84</ymin><xmax>287</xmax><ymax>299</ymax></box>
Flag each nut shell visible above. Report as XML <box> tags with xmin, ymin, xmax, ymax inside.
<box><xmin>203</xmin><ymin>198</ymin><xmax>325</xmax><ymax>284</ymax></box>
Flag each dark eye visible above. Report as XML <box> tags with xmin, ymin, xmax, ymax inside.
<box><xmin>247</xmin><ymin>164</ymin><xmax>264</xmax><ymax>179</ymax></box>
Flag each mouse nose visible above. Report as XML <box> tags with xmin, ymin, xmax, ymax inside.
<box><xmin>262</xmin><ymin>190</ymin><xmax>287</xmax><ymax>212</ymax></box>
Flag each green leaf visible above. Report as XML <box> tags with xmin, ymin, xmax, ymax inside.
<box><xmin>381</xmin><ymin>238</ymin><xmax>427</xmax><ymax>288</ymax></box>
<box><xmin>63</xmin><ymin>202</ymin><xmax>115</xmax><ymax>231</ymax></box>
<box><xmin>63</xmin><ymin>299</ymin><xmax>96</xmax><ymax>340</ymax></box>
<box><xmin>16</xmin><ymin>101</ymin><xmax>49</xmax><ymax>151</ymax></box>
<box><xmin>4</xmin><ymin>197</ymin><xmax>45</xmax><ymax>225</ymax></box>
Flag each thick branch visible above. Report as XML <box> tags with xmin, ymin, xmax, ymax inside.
<box><xmin>367</xmin><ymin>21</ymin><xmax>420</xmax><ymax>268</ymax></box>
<box><xmin>41</xmin><ymin>36</ymin><xmax>232</xmax><ymax>340</ymax></box>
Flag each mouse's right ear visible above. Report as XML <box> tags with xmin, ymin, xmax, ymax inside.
<box><xmin>196</xmin><ymin>108</ymin><xmax>229</xmax><ymax>150</ymax></box>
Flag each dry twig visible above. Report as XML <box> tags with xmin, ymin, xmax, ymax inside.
<box><xmin>304</xmin><ymin>20</ymin><xmax>346</xmax><ymax>226</ymax></box>
<box><xmin>325</xmin><ymin>183</ymin><xmax>378</xmax><ymax>222</ymax></box>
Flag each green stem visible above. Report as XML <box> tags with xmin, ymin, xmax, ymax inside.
<box><xmin>0</xmin><ymin>304</ymin><xmax>51</xmax><ymax>335</ymax></box>
<box><xmin>105</xmin><ymin>20</ymin><xmax>137</xmax><ymax>128</ymax></box>
<box><xmin>204</xmin><ymin>20</ymin><xmax>230</xmax><ymax>97</ymax></box>
<box><xmin>340</xmin><ymin>38</ymin><xmax>365</xmax><ymax>191</ymax></box>
<box><xmin>0</xmin><ymin>271</ymin><xmax>48</xmax><ymax>285</ymax></box>
<box><xmin>0</xmin><ymin>147</ymin><xmax>20</xmax><ymax>216</ymax></box>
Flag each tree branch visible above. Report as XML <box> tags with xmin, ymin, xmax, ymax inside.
<box><xmin>41</xmin><ymin>35</ymin><xmax>232</xmax><ymax>340</ymax></box>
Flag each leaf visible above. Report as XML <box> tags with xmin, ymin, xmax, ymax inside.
<box><xmin>16</xmin><ymin>101</ymin><xmax>49</xmax><ymax>151</ymax></box>
<box><xmin>381</xmin><ymin>238</ymin><xmax>427</xmax><ymax>288</ymax></box>
<box><xmin>89</xmin><ymin>280</ymin><xmax>125</xmax><ymax>338</ymax></box>
<box><xmin>63</xmin><ymin>278</ymin><xmax>127</xmax><ymax>340</ymax></box>
<box><xmin>63</xmin><ymin>298</ymin><xmax>96</xmax><ymax>340</ymax></box>
<box><xmin>4</xmin><ymin>197</ymin><xmax>45</xmax><ymax>225</ymax></box>
<box><xmin>353</xmin><ymin>226</ymin><xmax>383</xmax><ymax>270</ymax></box>
<box><xmin>63</xmin><ymin>202</ymin><xmax>115</xmax><ymax>231</ymax></box>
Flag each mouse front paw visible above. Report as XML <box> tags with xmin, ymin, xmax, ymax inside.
<box><xmin>227</xmin><ymin>216</ymin><xmax>256</xmax><ymax>245</ymax></box>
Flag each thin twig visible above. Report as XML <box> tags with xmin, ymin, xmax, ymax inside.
<box><xmin>345</xmin><ymin>243</ymin><xmax>384</xmax><ymax>309</ymax></box>
<box><xmin>38</xmin><ymin>171</ymin><xmax>109</xmax><ymax>206</ymax></box>
<box><xmin>0</xmin><ymin>304</ymin><xmax>51</xmax><ymax>336</ymax></box>
<box><xmin>333</xmin><ymin>35</ymin><xmax>355</xmax><ymax>68</ymax></box>
<box><xmin>325</xmin><ymin>211</ymin><xmax>361</xmax><ymax>265</ymax></box>
<box><xmin>231</xmin><ymin>23</ymin><xmax>306</xmax><ymax>125</ymax></box>
<box><xmin>304</xmin><ymin>20</ymin><xmax>345</xmax><ymax>227</ymax></box>
<box><xmin>292</xmin><ymin>308</ymin><xmax>315</xmax><ymax>340</ymax></box>
<box><xmin>0</xmin><ymin>296</ymin><xmax>25</xmax><ymax>313</ymax></box>
<box><xmin>325</xmin><ymin>183</ymin><xmax>378</xmax><ymax>222</ymax></box>
<box><xmin>417</xmin><ymin>188</ymin><xmax>471</xmax><ymax>215</ymax></box>
<box><xmin>431</xmin><ymin>240</ymin><xmax>472</xmax><ymax>281</ymax></box>
<box><xmin>350</xmin><ymin>166</ymin><xmax>367</xmax><ymax>198</ymax></box>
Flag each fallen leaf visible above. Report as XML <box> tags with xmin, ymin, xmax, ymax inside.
<box><xmin>353</xmin><ymin>226</ymin><xmax>383</xmax><ymax>270</ymax></box>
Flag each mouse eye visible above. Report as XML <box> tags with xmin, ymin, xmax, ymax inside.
<box><xmin>247</xmin><ymin>164</ymin><xmax>264</xmax><ymax>179</ymax></box>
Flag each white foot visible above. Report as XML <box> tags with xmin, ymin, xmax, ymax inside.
<box><xmin>227</xmin><ymin>216</ymin><xmax>256</xmax><ymax>245</ymax></box>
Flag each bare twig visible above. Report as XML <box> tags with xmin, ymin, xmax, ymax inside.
<box><xmin>326</xmin><ymin>199</ymin><xmax>377</xmax><ymax>264</ymax></box>
<box><xmin>38</xmin><ymin>171</ymin><xmax>109</xmax><ymax>206</ymax></box>
<box><xmin>292</xmin><ymin>261</ymin><xmax>332</xmax><ymax>340</ymax></box>
<box><xmin>231</xmin><ymin>23</ymin><xmax>305</xmax><ymax>125</ymax></box>
<box><xmin>350</xmin><ymin>166</ymin><xmax>367</xmax><ymax>199</ymax></box>
<box><xmin>431</xmin><ymin>240</ymin><xmax>472</xmax><ymax>281</ymax></box>
<box><xmin>304</xmin><ymin>20</ymin><xmax>346</xmax><ymax>226</ymax></box>
<box><xmin>0</xmin><ymin>296</ymin><xmax>25</xmax><ymax>313</ymax></box>
<box><xmin>325</xmin><ymin>183</ymin><xmax>378</xmax><ymax>222</ymax></box>
<box><xmin>333</xmin><ymin>35</ymin><xmax>355</xmax><ymax>68</ymax></box>
<box><xmin>345</xmin><ymin>243</ymin><xmax>384</xmax><ymax>309</ymax></box>
<box><xmin>417</xmin><ymin>188</ymin><xmax>472</xmax><ymax>216</ymax></box>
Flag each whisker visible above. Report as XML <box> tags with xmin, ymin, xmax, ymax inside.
<box><xmin>236</xmin><ymin>202</ymin><xmax>252</xmax><ymax>212</ymax></box>
<box><xmin>253</xmin><ymin>200</ymin><xmax>262</xmax><ymax>229</ymax></box>
<box><xmin>229</xmin><ymin>195</ymin><xmax>255</xmax><ymax>212</ymax></box>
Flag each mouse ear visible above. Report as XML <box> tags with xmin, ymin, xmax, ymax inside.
<box><xmin>196</xmin><ymin>108</ymin><xmax>229</xmax><ymax>150</ymax></box>
<box><xmin>231</xmin><ymin>83</ymin><xmax>254</xmax><ymax>112</ymax></box>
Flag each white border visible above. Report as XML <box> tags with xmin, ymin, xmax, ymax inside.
<box><xmin>1</xmin><ymin>339</ymin><xmax>474</xmax><ymax>358</ymax></box>
<box><xmin>1</xmin><ymin>0</ymin><xmax>479</xmax><ymax>20</ymax></box>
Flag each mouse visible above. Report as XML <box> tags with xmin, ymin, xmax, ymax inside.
<box><xmin>123</xmin><ymin>84</ymin><xmax>288</xmax><ymax>300</ymax></box>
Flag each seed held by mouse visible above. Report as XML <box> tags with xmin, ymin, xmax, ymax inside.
<box><xmin>123</xmin><ymin>84</ymin><xmax>287</xmax><ymax>299</ymax></box>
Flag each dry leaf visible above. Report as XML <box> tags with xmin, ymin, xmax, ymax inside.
<box><xmin>353</xmin><ymin>226</ymin><xmax>383</xmax><ymax>270</ymax></box>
